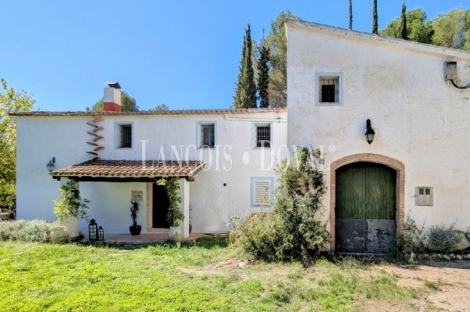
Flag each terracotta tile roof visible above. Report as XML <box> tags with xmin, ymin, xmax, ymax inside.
<box><xmin>12</xmin><ymin>108</ymin><xmax>287</xmax><ymax>117</ymax></box>
<box><xmin>50</xmin><ymin>160</ymin><xmax>205</xmax><ymax>178</ymax></box>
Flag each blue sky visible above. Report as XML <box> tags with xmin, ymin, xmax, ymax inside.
<box><xmin>1</xmin><ymin>0</ymin><xmax>467</xmax><ymax>111</ymax></box>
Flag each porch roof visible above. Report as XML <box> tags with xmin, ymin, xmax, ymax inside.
<box><xmin>50</xmin><ymin>160</ymin><xmax>205</xmax><ymax>181</ymax></box>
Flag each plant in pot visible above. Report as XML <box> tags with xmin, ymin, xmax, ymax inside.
<box><xmin>129</xmin><ymin>200</ymin><xmax>142</xmax><ymax>235</ymax></box>
<box><xmin>53</xmin><ymin>180</ymin><xmax>90</xmax><ymax>242</ymax></box>
<box><xmin>157</xmin><ymin>178</ymin><xmax>184</xmax><ymax>242</ymax></box>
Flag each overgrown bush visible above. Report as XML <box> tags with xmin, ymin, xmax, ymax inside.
<box><xmin>395</xmin><ymin>215</ymin><xmax>427</xmax><ymax>253</ymax></box>
<box><xmin>428</xmin><ymin>223</ymin><xmax>462</xmax><ymax>252</ymax></box>
<box><xmin>236</xmin><ymin>147</ymin><xmax>329</xmax><ymax>266</ymax></box>
<box><xmin>0</xmin><ymin>220</ymin><xmax>54</xmax><ymax>242</ymax></box>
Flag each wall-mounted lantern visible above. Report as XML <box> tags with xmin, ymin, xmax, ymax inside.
<box><xmin>89</xmin><ymin>219</ymin><xmax>98</xmax><ymax>242</ymax></box>
<box><xmin>365</xmin><ymin>119</ymin><xmax>375</xmax><ymax>144</ymax></box>
<box><xmin>98</xmin><ymin>226</ymin><xmax>104</xmax><ymax>241</ymax></box>
<box><xmin>46</xmin><ymin>157</ymin><xmax>56</xmax><ymax>172</ymax></box>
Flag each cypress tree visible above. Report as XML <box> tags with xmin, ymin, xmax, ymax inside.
<box><xmin>349</xmin><ymin>0</ymin><xmax>353</xmax><ymax>30</ymax></box>
<box><xmin>372</xmin><ymin>0</ymin><xmax>378</xmax><ymax>34</ymax></box>
<box><xmin>400</xmin><ymin>1</ymin><xmax>409</xmax><ymax>40</ymax></box>
<box><xmin>233</xmin><ymin>24</ymin><xmax>257</xmax><ymax>109</ymax></box>
<box><xmin>257</xmin><ymin>40</ymin><xmax>270</xmax><ymax>108</ymax></box>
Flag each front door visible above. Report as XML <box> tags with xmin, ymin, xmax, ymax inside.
<box><xmin>152</xmin><ymin>184</ymin><xmax>170</xmax><ymax>228</ymax></box>
<box><xmin>335</xmin><ymin>162</ymin><xmax>396</xmax><ymax>253</ymax></box>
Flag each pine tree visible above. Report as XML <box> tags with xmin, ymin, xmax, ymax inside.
<box><xmin>233</xmin><ymin>24</ymin><xmax>257</xmax><ymax>109</ymax></box>
<box><xmin>349</xmin><ymin>0</ymin><xmax>353</xmax><ymax>30</ymax></box>
<box><xmin>257</xmin><ymin>40</ymin><xmax>270</xmax><ymax>108</ymax></box>
<box><xmin>400</xmin><ymin>1</ymin><xmax>409</xmax><ymax>40</ymax></box>
<box><xmin>372</xmin><ymin>0</ymin><xmax>378</xmax><ymax>34</ymax></box>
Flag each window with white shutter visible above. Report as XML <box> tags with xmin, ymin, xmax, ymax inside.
<box><xmin>250</xmin><ymin>177</ymin><xmax>274</xmax><ymax>207</ymax></box>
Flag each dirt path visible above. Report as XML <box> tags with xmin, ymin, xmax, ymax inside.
<box><xmin>372</xmin><ymin>262</ymin><xmax>470</xmax><ymax>311</ymax></box>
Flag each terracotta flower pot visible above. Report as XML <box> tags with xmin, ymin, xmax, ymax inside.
<box><xmin>169</xmin><ymin>226</ymin><xmax>183</xmax><ymax>242</ymax></box>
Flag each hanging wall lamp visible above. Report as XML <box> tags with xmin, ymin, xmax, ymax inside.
<box><xmin>46</xmin><ymin>157</ymin><xmax>56</xmax><ymax>172</ymax></box>
<box><xmin>365</xmin><ymin>119</ymin><xmax>375</xmax><ymax>144</ymax></box>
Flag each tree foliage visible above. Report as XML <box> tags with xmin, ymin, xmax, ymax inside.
<box><xmin>0</xmin><ymin>79</ymin><xmax>35</xmax><ymax>209</ymax></box>
<box><xmin>88</xmin><ymin>91</ymin><xmax>138</xmax><ymax>112</ymax></box>
<box><xmin>233</xmin><ymin>24</ymin><xmax>257</xmax><ymax>109</ymax></box>
<box><xmin>264</xmin><ymin>10</ymin><xmax>300</xmax><ymax>108</ymax></box>
<box><xmin>432</xmin><ymin>7</ymin><xmax>468</xmax><ymax>49</ymax></box>
<box><xmin>349</xmin><ymin>0</ymin><xmax>353</xmax><ymax>30</ymax></box>
<box><xmin>257</xmin><ymin>40</ymin><xmax>270</xmax><ymax>108</ymax></box>
<box><xmin>400</xmin><ymin>2</ymin><xmax>409</xmax><ymax>40</ymax></box>
<box><xmin>381</xmin><ymin>6</ymin><xmax>470</xmax><ymax>50</ymax></box>
<box><xmin>153</xmin><ymin>103</ymin><xmax>169</xmax><ymax>112</ymax></box>
<box><xmin>372</xmin><ymin>0</ymin><xmax>378</xmax><ymax>34</ymax></box>
<box><xmin>236</xmin><ymin>147</ymin><xmax>329</xmax><ymax>266</ymax></box>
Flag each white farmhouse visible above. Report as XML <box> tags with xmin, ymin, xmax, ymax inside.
<box><xmin>285</xmin><ymin>19</ymin><xmax>470</xmax><ymax>252</ymax></box>
<box><xmin>13</xmin><ymin>18</ymin><xmax>470</xmax><ymax>253</ymax></box>
<box><xmin>14</xmin><ymin>87</ymin><xmax>287</xmax><ymax>238</ymax></box>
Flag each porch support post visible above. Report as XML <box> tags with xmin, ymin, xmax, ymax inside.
<box><xmin>59</xmin><ymin>177</ymin><xmax>80</xmax><ymax>239</ymax></box>
<box><xmin>178</xmin><ymin>178</ymin><xmax>190</xmax><ymax>238</ymax></box>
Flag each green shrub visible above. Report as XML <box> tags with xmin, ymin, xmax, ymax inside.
<box><xmin>428</xmin><ymin>223</ymin><xmax>462</xmax><ymax>252</ymax></box>
<box><xmin>0</xmin><ymin>220</ymin><xmax>54</xmax><ymax>242</ymax></box>
<box><xmin>236</xmin><ymin>147</ymin><xmax>329</xmax><ymax>266</ymax></box>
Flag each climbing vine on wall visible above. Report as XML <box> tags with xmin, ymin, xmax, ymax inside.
<box><xmin>157</xmin><ymin>178</ymin><xmax>184</xmax><ymax>227</ymax></box>
<box><xmin>53</xmin><ymin>180</ymin><xmax>90</xmax><ymax>224</ymax></box>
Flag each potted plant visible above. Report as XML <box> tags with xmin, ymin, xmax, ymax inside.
<box><xmin>53</xmin><ymin>180</ymin><xmax>90</xmax><ymax>241</ymax></box>
<box><xmin>129</xmin><ymin>200</ymin><xmax>141</xmax><ymax>235</ymax></box>
<box><xmin>157</xmin><ymin>178</ymin><xmax>184</xmax><ymax>242</ymax></box>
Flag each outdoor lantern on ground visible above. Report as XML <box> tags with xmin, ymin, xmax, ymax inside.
<box><xmin>98</xmin><ymin>226</ymin><xmax>104</xmax><ymax>241</ymax></box>
<box><xmin>46</xmin><ymin>157</ymin><xmax>55</xmax><ymax>172</ymax></box>
<box><xmin>89</xmin><ymin>219</ymin><xmax>98</xmax><ymax>242</ymax></box>
<box><xmin>365</xmin><ymin>119</ymin><xmax>375</xmax><ymax>144</ymax></box>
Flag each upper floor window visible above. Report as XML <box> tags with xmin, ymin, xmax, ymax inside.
<box><xmin>197</xmin><ymin>121</ymin><xmax>216</xmax><ymax>148</ymax></box>
<box><xmin>252</xmin><ymin>123</ymin><xmax>271</xmax><ymax>148</ymax></box>
<box><xmin>121</xmin><ymin>125</ymin><xmax>132</xmax><ymax>148</ymax></box>
<box><xmin>315</xmin><ymin>72</ymin><xmax>344</xmax><ymax>106</ymax></box>
<box><xmin>201</xmin><ymin>124</ymin><xmax>215</xmax><ymax>148</ymax></box>
<box><xmin>114</xmin><ymin>121</ymin><xmax>133</xmax><ymax>149</ymax></box>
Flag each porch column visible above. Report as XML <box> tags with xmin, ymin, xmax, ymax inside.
<box><xmin>178</xmin><ymin>178</ymin><xmax>190</xmax><ymax>238</ymax></box>
<box><xmin>59</xmin><ymin>177</ymin><xmax>80</xmax><ymax>238</ymax></box>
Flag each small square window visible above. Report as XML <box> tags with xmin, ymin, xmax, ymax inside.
<box><xmin>315</xmin><ymin>72</ymin><xmax>343</xmax><ymax>106</ymax></box>
<box><xmin>256</xmin><ymin>125</ymin><xmax>271</xmax><ymax>148</ymax></box>
<box><xmin>120</xmin><ymin>125</ymin><xmax>132</xmax><ymax>148</ymax></box>
<box><xmin>201</xmin><ymin>124</ymin><xmax>215</xmax><ymax>148</ymax></box>
<box><xmin>415</xmin><ymin>187</ymin><xmax>433</xmax><ymax>206</ymax></box>
<box><xmin>320</xmin><ymin>78</ymin><xmax>338</xmax><ymax>103</ymax></box>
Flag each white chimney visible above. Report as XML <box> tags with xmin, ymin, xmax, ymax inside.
<box><xmin>103</xmin><ymin>82</ymin><xmax>121</xmax><ymax>112</ymax></box>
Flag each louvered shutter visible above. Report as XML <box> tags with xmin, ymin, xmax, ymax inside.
<box><xmin>253</xmin><ymin>180</ymin><xmax>271</xmax><ymax>206</ymax></box>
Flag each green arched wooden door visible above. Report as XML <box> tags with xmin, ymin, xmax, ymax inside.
<box><xmin>335</xmin><ymin>162</ymin><xmax>396</xmax><ymax>253</ymax></box>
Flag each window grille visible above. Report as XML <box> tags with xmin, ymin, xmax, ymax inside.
<box><xmin>201</xmin><ymin>124</ymin><xmax>215</xmax><ymax>147</ymax></box>
<box><xmin>320</xmin><ymin>78</ymin><xmax>339</xmax><ymax>103</ymax></box>
<box><xmin>121</xmin><ymin>125</ymin><xmax>132</xmax><ymax>148</ymax></box>
<box><xmin>256</xmin><ymin>126</ymin><xmax>271</xmax><ymax>147</ymax></box>
<box><xmin>253</xmin><ymin>180</ymin><xmax>271</xmax><ymax>206</ymax></box>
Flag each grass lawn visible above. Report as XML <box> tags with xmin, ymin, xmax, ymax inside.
<box><xmin>0</xmin><ymin>237</ymin><xmax>428</xmax><ymax>311</ymax></box>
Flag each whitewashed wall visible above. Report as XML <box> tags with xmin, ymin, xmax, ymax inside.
<box><xmin>16</xmin><ymin>111</ymin><xmax>287</xmax><ymax>234</ymax></box>
<box><xmin>286</xmin><ymin>21</ymin><xmax>470</xmax><ymax>237</ymax></box>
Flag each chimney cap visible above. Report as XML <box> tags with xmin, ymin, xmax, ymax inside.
<box><xmin>105</xmin><ymin>82</ymin><xmax>121</xmax><ymax>89</ymax></box>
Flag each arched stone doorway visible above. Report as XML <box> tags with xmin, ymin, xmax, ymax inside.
<box><xmin>329</xmin><ymin>154</ymin><xmax>405</xmax><ymax>253</ymax></box>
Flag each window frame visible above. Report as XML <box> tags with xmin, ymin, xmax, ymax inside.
<box><xmin>315</xmin><ymin>72</ymin><xmax>344</xmax><ymax>106</ymax></box>
<box><xmin>196</xmin><ymin>121</ymin><xmax>217</xmax><ymax>149</ymax></box>
<box><xmin>114</xmin><ymin>121</ymin><xmax>134</xmax><ymax>150</ymax></box>
<box><xmin>252</xmin><ymin>122</ymin><xmax>273</xmax><ymax>149</ymax></box>
<box><xmin>250</xmin><ymin>177</ymin><xmax>274</xmax><ymax>207</ymax></box>
<box><xmin>415</xmin><ymin>186</ymin><xmax>434</xmax><ymax>206</ymax></box>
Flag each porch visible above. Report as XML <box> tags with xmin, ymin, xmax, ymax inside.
<box><xmin>84</xmin><ymin>232</ymin><xmax>210</xmax><ymax>244</ymax></box>
<box><xmin>50</xmin><ymin>159</ymin><xmax>206</xmax><ymax>239</ymax></box>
